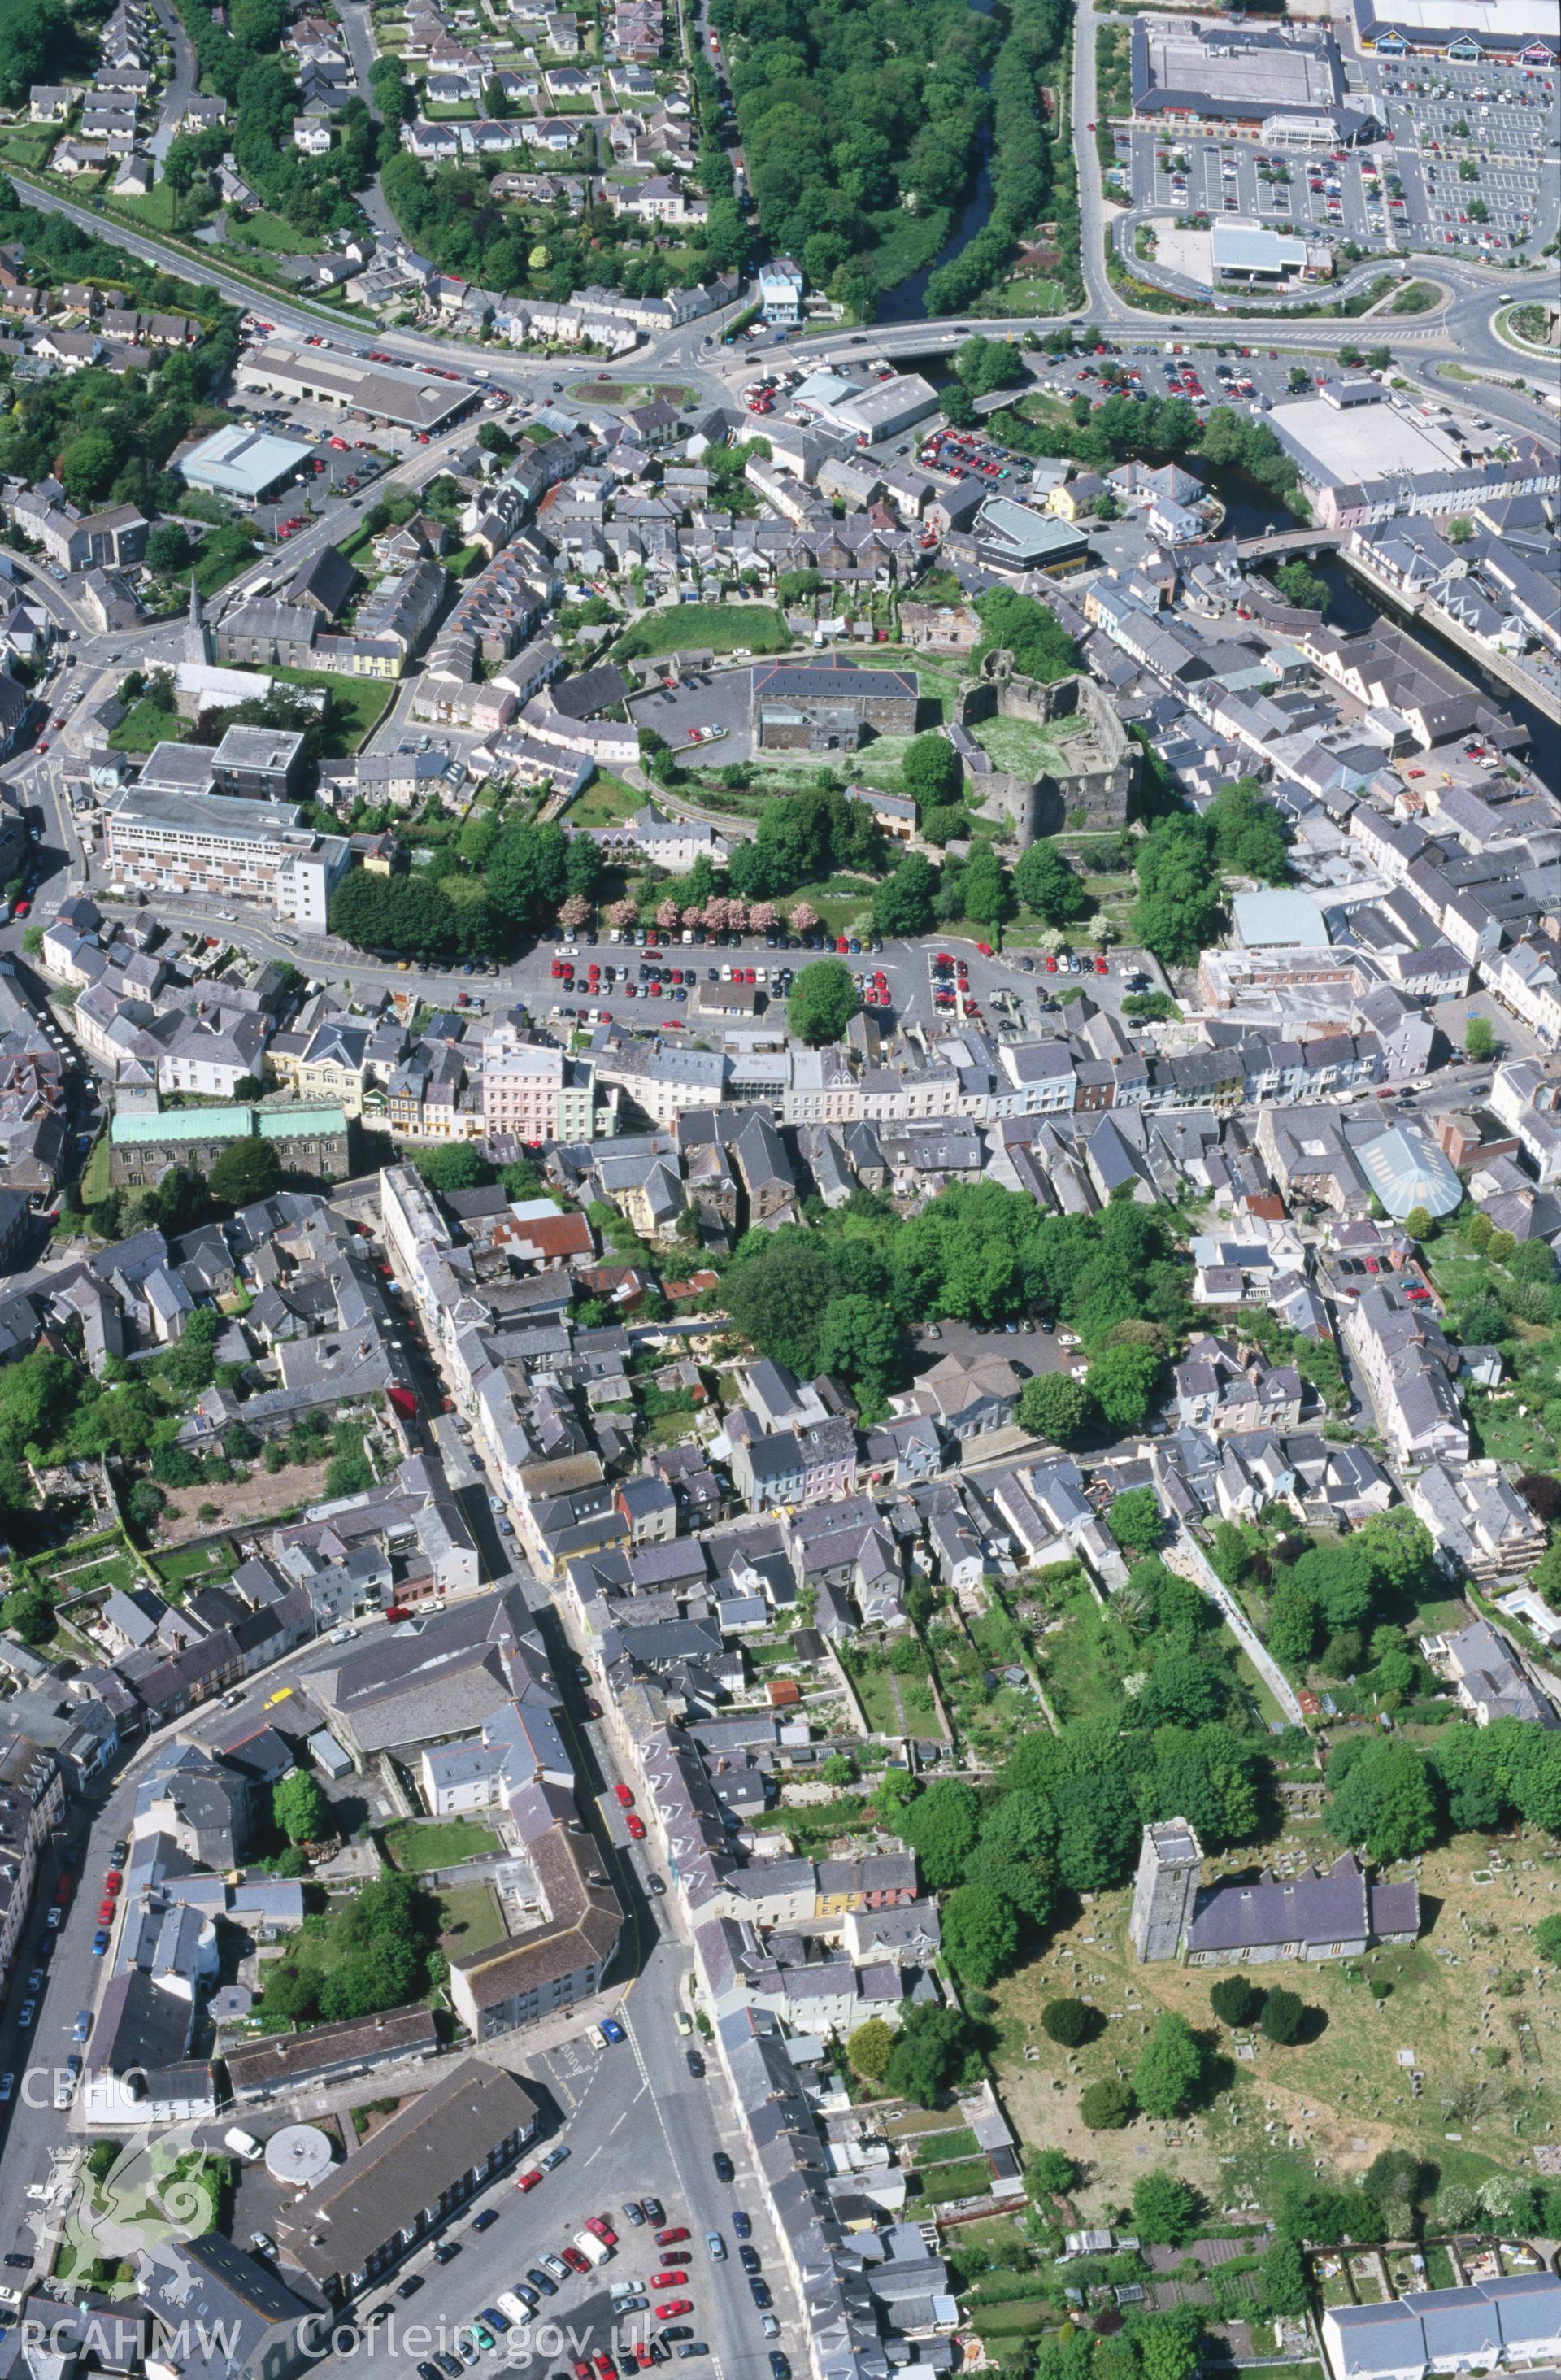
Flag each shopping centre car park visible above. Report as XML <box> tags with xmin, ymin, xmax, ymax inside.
<box><xmin>1123</xmin><ymin>53</ymin><xmax>1558</xmax><ymax>267</ymax></box>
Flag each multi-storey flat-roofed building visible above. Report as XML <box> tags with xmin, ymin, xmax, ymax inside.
<box><xmin>102</xmin><ymin>783</ymin><xmax>349</xmax><ymax>929</ymax></box>
<box><xmin>480</xmin><ymin>1025</ymin><xmax>598</xmax><ymax>1141</ymax></box>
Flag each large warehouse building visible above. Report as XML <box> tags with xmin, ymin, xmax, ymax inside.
<box><xmin>1353</xmin><ymin>0</ymin><xmax>1559</xmax><ymax>58</ymax></box>
<box><xmin>1129</xmin><ymin>15</ymin><xmax>1369</xmax><ymax>137</ymax></box>
<box><xmin>237</xmin><ymin>342</ymin><xmax>480</xmax><ymax>434</ymax></box>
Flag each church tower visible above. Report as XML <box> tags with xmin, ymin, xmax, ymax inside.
<box><xmin>1128</xmin><ymin>1819</ymin><xmax>1202</xmax><ymax>1963</ymax></box>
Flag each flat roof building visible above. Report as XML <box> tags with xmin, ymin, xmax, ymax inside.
<box><xmin>1232</xmin><ymin>888</ymin><xmax>1328</xmax><ymax>946</ymax></box>
<box><xmin>833</xmin><ymin>372</ymin><xmax>940</xmax><ymax>444</ymax></box>
<box><xmin>103</xmin><ymin>784</ymin><xmax>350</xmax><ymax>929</ymax></box>
<box><xmin>178</xmin><ymin>423</ymin><xmax>314</xmax><ymax>503</ymax></box>
<box><xmin>971</xmin><ymin>497</ymin><xmax>1092</xmax><ymax>575</ymax></box>
<box><xmin>1211</xmin><ymin>221</ymin><xmax>1333</xmax><ymax>282</ymax></box>
<box><xmin>1267</xmin><ymin>389</ymin><xmax>1468</xmax><ymax>494</ymax></box>
<box><xmin>1131</xmin><ymin>15</ymin><xmax>1352</xmax><ymax>128</ymax></box>
<box><xmin>1353</xmin><ymin>0</ymin><xmax>1559</xmax><ymax>57</ymax></box>
<box><xmin>237</xmin><ymin>341</ymin><xmax>479</xmax><ymax>433</ymax></box>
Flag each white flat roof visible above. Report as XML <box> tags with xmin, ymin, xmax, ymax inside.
<box><xmin>1268</xmin><ymin>394</ymin><xmax>1465</xmax><ymax>485</ymax></box>
<box><xmin>180</xmin><ymin>423</ymin><xmax>312</xmax><ymax>499</ymax></box>
<box><xmin>1363</xmin><ymin>0</ymin><xmax>1553</xmax><ymax>29</ymax></box>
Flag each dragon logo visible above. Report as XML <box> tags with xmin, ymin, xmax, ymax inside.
<box><xmin>27</xmin><ymin>2119</ymin><xmax>220</xmax><ymax>2288</ymax></box>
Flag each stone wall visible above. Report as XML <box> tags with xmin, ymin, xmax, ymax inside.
<box><xmin>955</xmin><ymin>655</ymin><xmax>1133</xmax><ymax>845</ymax></box>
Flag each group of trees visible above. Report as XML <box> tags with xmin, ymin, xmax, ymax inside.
<box><xmin>716</xmin><ymin>0</ymin><xmax>998</xmax><ymax>316</ymax></box>
<box><xmin>0</xmin><ymin>0</ymin><xmax>101</xmax><ymax>107</ymax></box>
<box><xmin>328</xmin><ymin>816</ymin><xmax>604</xmax><ymax>959</ymax></box>
<box><xmin>1259</xmin><ymin>1508</ymin><xmax>1439</xmax><ymax>1682</ymax></box>
<box><xmin>874</xmin><ymin>1690</ymin><xmax>1268</xmax><ymax>1998</ymax></box>
<box><xmin>723</xmin><ymin>777</ymin><xmax>881</xmax><ymax>903</ymax></box>
<box><xmin>1329</xmin><ymin>1715</ymin><xmax>1561</xmax><ymax>1863</ymax></box>
<box><xmin>1132</xmin><ymin>781</ymin><xmax>1290</xmax><ymax>966</ymax></box>
<box><xmin>924</xmin><ymin>0</ymin><xmax>1075</xmax><ymax>315</ymax></box>
<box><xmin>258</xmin><ymin>1874</ymin><xmax>446</xmax><ymax>2025</ymax></box>
<box><xmin>717</xmin><ymin>1181</ymin><xmax>1187</xmax><ymax>1432</ymax></box>
<box><xmin>171</xmin><ymin>0</ymin><xmax>376</xmax><ymax>242</ymax></box>
<box><xmin>0</xmin><ymin>182</ymin><xmax>237</xmax><ymax>516</ymax></box>
<box><xmin>986</xmin><ymin>394</ymin><xmax>1305</xmax><ymax>516</ymax></box>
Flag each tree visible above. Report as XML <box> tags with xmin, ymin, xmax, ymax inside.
<box><xmin>1464</xmin><ymin>1015</ymin><xmax>1498</xmax><ymax>1062</ymax></box>
<box><xmin>900</xmin><ymin>1780</ymin><xmax>982</xmax><ymax>1890</ymax></box>
<box><xmin>1329</xmin><ymin>1738</ymin><xmax>1438</xmax><ymax>1862</ymax></box>
<box><xmin>816</xmin><ymin>1294</ymin><xmax>904</xmax><ymax>1401</ymax></box>
<box><xmin>2</xmin><ymin>1585</ymin><xmax>53</xmax><ymax>1644</ymax></box>
<box><xmin>902</xmin><ymin>733</ymin><xmax>963</xmax><ymax>808</ymax></box>
<box><xmin>145</xmin><ymin>523</ymin><xmax>193</xmax><ymax>575</ymax></box>
<box><xmin>413</xmin><ymin>1143</ymin><xmax>490</xmax><ymax>1194</ymax></box>
<box><xmin>1133</xmin><ymin>813</ymin><xmax>1227</xmax><ymax>965</ymax></box>
<box><xmin>1079</xmin><ymin>2076</ymin><xmax>1133</xmax><ymax>2130</ymax></box>
<box><xmin>1258</xmin><ymin>2238</ymin><xmax>1310</xmax><ymax>2319</ymax></box>
<box><xmin>1536</xmin><ymin>1916</ymin><xmax>1561</xmax><ymax>1964</ymax></box>
<box><xmin>846</xmin><ymin>2017</ymin><xmax>896</xmax><ymax>2084</ymax></box>
<box><xmin>1028</xmin><ymin>2148</ymin><xmax>1076</xmax><ymax>2196</ymax></box>
<box><xmin>820</xmin><ymin>1751</ymin><xmax>856</xmax><ymax>1786</ymax></box>
<box><xmin>883</xmin><ymin>2004</ymin><xmax>976</xmax><ymax>2108</ymax></box>
<box><xmin>1402</xmin><ymin>1205</ymin><xmax>1434</xmax><ymax>1242</ymax></box>
<box><xmin>960</xmin><ymin>844</ymin><xmax>1012</xmax><ymax>932</ymax></box>
<box><xmin>1274</xmin><ymin>560</ymin><xmax>1328</xmax><ymax>612</ymax></box>
<box><xmin>943</xmin><ymin>1883</ymin><xmax>1020</xmax><ymax>1987</ymax></box>
<box><xmin>872</xmin><ymin>852</ymin><xmax>938</xmax><ymax>941</ymax></box>
<box><xmin>1133</xmin><ymin>2308</ymin><xmax>1202</xmax><ymax>2380</ymax></box>
<box><xmin>1132</xmin><ymin>2012</ymin><xmax>1204</xmax><ymax>2118</ymax></box>
<box><xmin>207</xmin><ymin>1139</ymin><xmax>283</xmax><ymax>1207</ymax></box>
<box><xmin>789</xmin><ymin>959</ymin><xmax>859</xmax><ymax>1047</ymax></box>
<box><xmin>1259</xmin><ymin>1986</ymin><xmax>1305</xmax><ymax>2045</ymax></box>
<box><xmin>920</xmin><ymin>804</ymin><xmax>970</xmax><ymax>848</ymax></box>
<box><xmin>1041</xmin><ymin>1997</ymin><xmax>1096</xmax><ymax>2047</ymax></box>
<box><xmin>1210</xmin><ymin>1974</ymin><xmax>1261</xmax><ymax>2028</ymax></box>
<box><xmin>1017</xmin><ymin>1372</ymin><xmax>1089</xmax><ymax>1446</ymax></box>
<box><xmin>1085</xmin><ymin>1342</ymin><xmax>1163</xmax><ymax>1432</ymax></box>
<box><xmin>1107</xmin><ymin>1488</ymin><xmax>1163</xmax><ymax>1555</ymax></box>
<box><xmin>1132</xmin><ymin>2172</ymin><xmax>1200</xmax><ymax>2247</ymax></box>
<box><xmin>272</xmin><ymin>1769</ymin><xmax>327</xmax><ymax>1847</ymax></box>
<box><xmin>1015</xmin><ymin>841</ymin><xmax>1089</xmax><ymax>925</ymax></box>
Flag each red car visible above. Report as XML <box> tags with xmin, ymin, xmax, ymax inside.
<box><xmin>657</xmin><ymin>2227</ymin><xmax>689</xmax><ymax>2247</ymax></box>
<box><xmin>562</xmin><ymin>2247</ymin><xmax>591</xmax><ymax>2274</ymax></box>
<box><xmin>650</xmin><ymin>2272</ymin><xmax>688</xmax><ymax>2291</ymax></box>
<box><xmin>593</xmin><ymin>2357</ymin><xmax>616</xmax><ymax>2379</ymax></box>
<box><xmin>1045</xmin><ymin>955</ymin><xmax>1058</xmax><ymax>973</ymax></box>
<box><xmin>13</xmin><ymin>899</ymin><xmax>28</xmax><ymax>918</ymax></box>
<box><xmin>1094</xmin><ymin>956</ymin><xmax>1108</xmax><ymax>974</ymax></box>
<box><xmin>573</xmin><ymin>2364</ymin><xmax>592</xmax><ymax>2379</ymax></box>
<box><xmin>586</xmin><ymin>2217</ymin><xmax>617</xmax><ymax>2246</ymax></box>
<box><xmin>98</xmin><ymin>1900</ymin><xmax>115</xmax><ymax>1925</ymax></box>
<box><xmin>614</xmin><ymin>1783</ymin><xmax>634</xmax><ymax>1808</ymax></box>
<box><xmin>103</xmin><ymin>1873</ymin><xmax>122</xmax><ymax>1895</ymax></box>
<box><xmin>515</xmin><ymin>2170</ymin><xmax>544</xmax><ymax>2193</ymax></box>
<box><xmin>54</xmin><ymin>1874</ymin><xmax>72</xmax><ymax>1904</ymax></box>
<box><xmin>626</xmin><ymin>1814</ymin><xmax>646</xmax><ymax>1840</ymax></box>
<box><xmin>655</xmin><ymin>2302</ymin><xmax>692</xmax><ymax>2321</ymax></box>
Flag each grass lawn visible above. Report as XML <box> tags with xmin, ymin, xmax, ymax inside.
<box><xmin>990</xmin><ymin>276</ymin><xmax>1070</xmax><ymax>316</ymax></box>
<box><xmin>971</xmin><ymin>711</ymin><xmax>1088</xmax><ymax>777</ymax></box>
<box><xmin>228</xmin><ymin>208</ymin><xmax>317</xmax><ymax>257</ymax></box>
<box><xmin>568</xmin><ymin>771</ymin><xmax>642</xmax><ymax>829</ymax></box>
<box><xmin>52</xmin><ymin>1546</ymin><xmax>137</xmax><ymax>1595</ymax></box>
<box><xmin>105</xmin><ymin>184</ymin><xmax>183</xmax><ymax>233</ymax></box>
<box><xmin>272</xmin><ymin>665</ymin><xmax>396</xmax><ymax>751</ymax></box>
<box><xmin>0</xmin><ymin>126</ymin><xmax>64</xmax><ymax>170</ymax></box>
<box><xmin>109</xmin><ymin>695</ymin><xmax>185</xmax><ymax>753</ymax></box>
<box><xmin>383</xmin><ymin>1817</ymin><xmax>501</xmax><ymax>1873</ymax></box>
<box><xmin>435</xmin><ymin>1879</ymin><xmax>508</xmax><ymax>1957</ymax></box>
<box><xmin>1468</xmin><ymin>1391</ymin><xmax>1558</xmax><ymax>1468</ymax></box>
<box><xmin>912</xmin><ymin>2125</ymin><xmax>980</xmax><ymax>2165</ymax></box>
<box><xmin>80</xmin><ymin>1133</ymin><xmax>111</xmax><ymax>1208</ymax></box>
<box><xmin>155</xmin><ymin>1539</ymin><xmax>237</xmax><ymax>1590</ymax></box>
<box><xmin>913</xmin><ymin>2156</ymin><xmax>995</xmax><ymax>2204</ymax></box>
<box><xmin>193</xmin><ymin>537</ymin><xmax>259</xmax><ymax>600</ymax></box>
<box><xmin>615</xmin><ymin>603</ymin><xmax>789</xmax><ymax>661</ymax></box>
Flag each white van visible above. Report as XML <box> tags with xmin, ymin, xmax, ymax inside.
<box><xmin>224</xmin><ymin>2129</ymin><xmax>265</xmax><ymax>2162</ymax></box>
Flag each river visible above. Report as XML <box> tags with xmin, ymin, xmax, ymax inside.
<box><xmin>876</xmin><ymin>0</ymin><xmax>998</xmax><ymax>324</ymax></box>
<box><xmin>1198</xmin><ymin>463</ymin><xmax>1561</xmax><ymax>798</ymax></box>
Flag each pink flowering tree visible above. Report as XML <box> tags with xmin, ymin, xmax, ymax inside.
<box><xmin>748</xmin><ymin>902</ymin><xmax>778</xmax><ymax>935</ymax></box>
<box><xmin>559</xmin><ymin>895</ymin><xmax>589</xmax><ymax>932</ymax></box>
<box><xmin>606</xmin><ymin>898</ymin><xmax>638</xmax><ymax>930</ymax></box>
<box><xmin>789</xmin><ymin>901</ymin><xmax>820</xmax><ymax>937</ymax></box>
<box><xmin>655</xmin><ymin>897</ymin><xmax>681</xmax><ymax>933</ymax></box>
